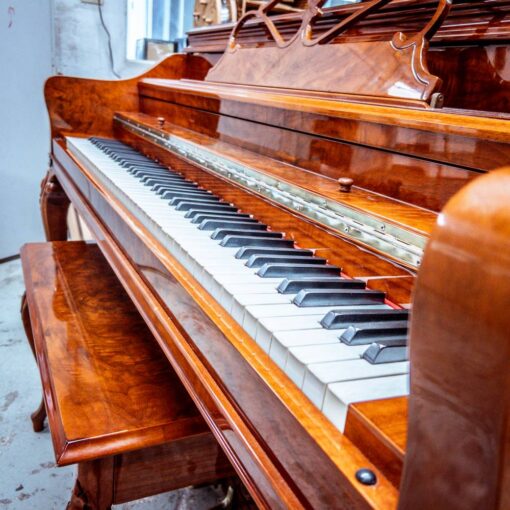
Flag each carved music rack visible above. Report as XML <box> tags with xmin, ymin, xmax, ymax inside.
<box><xmin>206</xmin><ymin>0</ymin><xmax>453</xmax><ymax>108</ymax></box>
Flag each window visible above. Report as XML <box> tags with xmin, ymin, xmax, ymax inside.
<box><xmin>126</xmin><ymin>0</ymin><xmax>194</xmax><ymax>61</ymax></box>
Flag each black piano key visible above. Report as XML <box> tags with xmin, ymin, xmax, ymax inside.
<box><xmin>235</xmin><ymin>247</ymin><xmax>313</xmax><ymax>260</ymax></box>
<box><xmin>362</xmin><ymin>342</ymin><xmax>408</xmax><ymax>364</ymax></box>
<box><xmin>113</xmin><ymin>155</ymin><xmax>151</xmax><ymax>163</ymax></box>
<box><xmin>246</xmin><ymin>254</ymin><xmax>326</xmax><ymax>269</ymax></box>
<box><xmin>140</xmin><ymin>173</ymin><xmax>184</xmax><ymax>183</ymax></box>
<box><xmin>104</xmin><ymin>148</ymin><xmax>139</xmax><ymax>156</ymax></box>
<box><xmin>155</xmin><ymin>184</ymin><xmax>200</xmax><ymax>194</ymax></box>
<box><xmin>211</xmin><ymin>229</ymin><xmax>282</xmax><ymax>241</ymax></box>
<box><xmin>121</xmin><ymin>159</ymin><xmax>164</xmax><ymax>167</ymax></box>
<box><xmin>257</xmin><ymin>263</ymin><xmax>340</xmax><ymax>278</ymax></box>
<box><xmin>119</xmin><ymin>157</ymin><xmax>163</xmax><ymax>165</ymax></box>
<box><xmin>277</xmin><ymin>277</ymin><xmax>366</xmax><ymax>294</ymax></box>
<box><xmin>175</xmin><ymin>199</ymin><xmax>230</xmax><ymax>211</ymax></box>
<box><xmin>90</xmin><ymin>137</ymin><xmax>124</xmax><ymax>145</ymax></box>
<box><xmin>103</xmin><ymin>148</ymin><xmax>140</xmax><ymax>155</ymax></box>
<box><xmin>112</xmin><ymin>149</ymin><xmax>150</xmax><ymax>156</ymax></box>
<box><xmin>127</xmin><ymin>165</ymin><xmax>172</xmax><ymax>174</ymax></box>
<box><xmin>141</xmin><ymin>173</ymin><xmax>185</xmax><ymax>181</ymax></box>
<box><xmin>119</xmin><ymin>159</ymin><xmax>162</xmax><ymax>167</ymax></box>
<box><xmin>161</xmin><ymin>190</ymin><xmax>213</xmax><ymax>200</ymax></box>
<box><xmin>191</xmin><ymin>212</ymin><xmax>252</xmax><ymax>224</ymax></box>
<box><xmin>198</xmin><ymin>219</ymin><xmax>261</xmax><ymax>231</ymax></box>
<box><xmin>130</xmin><ymin>168</ymin><xmax>176</xmax><ymax>177</ymax></box>
<box><xmin>96</xmin><ymin>139</ymin><xmax>129</xmax><ymax>146</ymax></box>
<box><xmin>220</xmin><ymin>236</ymin><xmax>295</xmax><ymax>249</ymax></box>
<box><xmin>136</xmin><ymin>169</ymin><xmax>181</xmax><ymax>176</ymax></box>
<box><xmin>343</xmin><ymin>333</ymin><xmax>408</xmax><ymax>347</ymax></box>
<box><xmin>171</xmin><ymin>196</ymin><xmax>221</xmax><ymax>208</ymax></box>
<box><xmin>320</xmin><ymin>308</ymin><xmax>409</xmax><ymax>330</ymax></box>
<box><xmin>185</xmin><ymin>205</ymin><xmax>239</xmax><ymax>218</ymax></box>
<box><xmin>293</xmin><ymin>289</ymin><xmax>385</xmax><ymax>307</ymax></box>
<box><xmin>126</xmin><ymin>165</ymin><xmax>169</xmax><ymax>174</ymax></box>
<box><xmin>340</xmin><ymin>322</ymin><xmax>409</xmax><ymax>345</ymax></box>
<box><xmin>144</xmin><ymin>177</ymin><xmax>190</xmax><ymax>187</ymax></box>
<box><xmin>100</xmin><ymin>144</ymin><xmax>137</xmax><ymax>151</ymax></box>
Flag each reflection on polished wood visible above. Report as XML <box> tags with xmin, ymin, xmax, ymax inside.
<box><xmin>41</xmin><ymin>17</ymin><xmax>510</xmax><ymax>507</ymax></box>
<box><xmin>40</xmin><ymin>171</ymin><xmax>70</xmax><ymax>241</ymax></box>
<box><xmin>21</xmin><ymin>241</ymin><xmax>213</xmax><ymax>464</ymax></box>
<box><xmin>188</xmin><ymin>1</ymin><xmax>510</xmax><ymax>114</ymax></box>
<box><xmin>52</xmin><ymin>137</ymin><xmax>396</xmax><ymax>509</ymax></box>
<box><xmin>115</xmin><ymin>111</ymin><xmax>438</xmax><ymax>233</ymax></box>
<box><xmin>21</xmin><ymin>241</ymin><xmax>234</xmax><ymax>509</ymax></box>
<box><xmin>345</xmin><ymin>397</ymin><xmax>407</xmax><ymax>488</ymax></box>
<box><xmin>209</xmin><ymin>0</ymin><xmax>451</xmax><ymax>107</ymax></box>
<box><xmin>20</xmin><ymin>292</ymin><xmax>47</xmax><ymax>432</ymax></box>
<box><xmin>44</xmin><ymin>54</ymin><xmax>210</xmax><ymax>140</ymax></box>
<box><xmin>400</xmin><ymin>168</ymin><xmax>510</xmax><ymax>510</ymax></box>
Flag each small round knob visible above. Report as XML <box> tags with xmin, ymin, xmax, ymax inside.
<box><xmin>355</xmin><ymin>468</ymin><xmax>377</xmax><ymax>486</ymax></box>
<box><xmin>338</xmin><ymin>177</ymin><xmax>354</xmax><ymax>193</ymax></box>
<box><xmin>157</xmin><ymin>117</ymin><xmax>166</xmax><ymax>128</ymax></box>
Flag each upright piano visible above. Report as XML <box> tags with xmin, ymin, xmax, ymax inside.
<box><xmin>41</xmin><ymin>1</ymin><xmax>510</xmax><ymax>508</ymax></box>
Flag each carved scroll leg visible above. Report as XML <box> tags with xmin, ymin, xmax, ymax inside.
<box><xmin>210</xmin><ymin>477</ymin><xmax>256</xmax><ymax>510</ymax></box>
<box><xmin>40</xmin><ymin>170</ymin><xmax>71</xmax><ymax>241</ymax></box>
<box><xmin>67</xmin><ymin>459</ymin><xmax>114</xmax><ymax>510</ymax></box>
<box><xmin>21</xmin><ymin>292</ymin><xmax>47</xmax><ymax>432</ymax></box>
<box><xmin>30</xmin><ymin>400</ymin><xmax>47</xmax><ymax>433</ymax></box>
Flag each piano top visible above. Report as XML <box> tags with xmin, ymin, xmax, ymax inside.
<box><xmin>140</xmin><ymin>77</ymin><xmax>510</xmax><ymax>141</ymax></box>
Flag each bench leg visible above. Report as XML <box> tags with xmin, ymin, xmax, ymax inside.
<box><xmin>40</xmin><ymin>170</ymin><xmax>70</xmax><ymax>241</ymax></box>
<box><xmin>21</xmin><ymin>292</ymin><xmax>47</xmax><ymax>432</ymax></box>
<box><xmin>68</xmin><ymin>458</ymin><xmax>114</xmax><ymax>510</ymax></box>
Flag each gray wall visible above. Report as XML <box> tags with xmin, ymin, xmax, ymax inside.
<box><xmin>0</xmin><ymin>0</ymin><xmax>150</xmax><ymax>259</ymax></box>
<box><xmin>0</xmin><ymin>0</ymin><xmax>53</xmax><ymax>259</ymax></box>
<box><xmin>52</xmin><ymin>0</ymin><xmax>149</xmax><ymax>78</ymax></box>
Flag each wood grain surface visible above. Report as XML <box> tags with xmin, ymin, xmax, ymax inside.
<box><xmin>51</xmin><ymin>138</ymin><xmax>401</xmax><ymax>509</ymax></box>
<box><xmin>400</xmin><ymin>167</ymin><xmax>510</xmax><ymax>510</ymax></box>
<box><xmin>21</xmin><ymin>241</ymin><xmax>209</xmax><ymax>465</ymax></box>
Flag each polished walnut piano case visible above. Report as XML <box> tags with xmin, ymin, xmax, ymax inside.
<box><xmin>40</xmin><ymin>2</ymin><xmax>510</xmax><ymax>508</ymax></box>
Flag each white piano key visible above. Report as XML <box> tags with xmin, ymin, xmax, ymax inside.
<box><xmin>67</xmin><ymin>137</ymin><xmax>412</xmax><ymax>434</ymax></box>
<box><xmin>247</xmin><ymin>303</ymin><xmax>390</xmax><ymax>320</ymax></box>
<box><xmin>322</xmin><ymin>375</ymin><xmax>409</xmax><ymax>431</ymax></box>
<box><xmin>253</xmin><ymin>305</ymin><xmax>389</xmax><ymax>351</ymax></box>
<box><xmin>268</xmin><ymin>329</ymin><xmax>343</xmax><ymax>367</ymax></box>
<box><xmin>285</xmin><ymin>343</ymin><xmax>367</xmax><ymax>387</ymax></box>
<box><xmin>302</xmin><ymin>359</ymin><xmax>409</xmax><ymax>409</ymax></box>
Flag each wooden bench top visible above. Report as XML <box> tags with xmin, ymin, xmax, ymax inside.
<box><xmin>21</xmin><ymin>241</ymin><xmax>208</xmax><ymax>466</ymax></box>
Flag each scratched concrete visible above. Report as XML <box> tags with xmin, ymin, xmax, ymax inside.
<box><xmin>0</xmin><ymin>259</ymin><xmax>224</xmax><ymax>509</ymax></box>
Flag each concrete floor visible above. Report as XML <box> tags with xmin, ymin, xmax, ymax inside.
<box><xmin>0</xmin><ymin>259</ymin><xmax>225</xmax><ymax>509</ymax></box>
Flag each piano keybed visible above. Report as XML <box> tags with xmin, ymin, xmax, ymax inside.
<box><xmin>67</xmin><ymin>135</ymin><xmax>410</xmax><ymax>431</ymax></box>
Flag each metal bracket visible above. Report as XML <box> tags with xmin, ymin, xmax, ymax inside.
<box><xmin>115</xmin><ymin>115</ymin><xmax>426</xmax><ymax>269</ymax></box>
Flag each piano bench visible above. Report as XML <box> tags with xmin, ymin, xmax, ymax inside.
<box><xmin>20</xmin><ymin>241</ymin><xmax>234</xmax><ymax>510</ymax></box>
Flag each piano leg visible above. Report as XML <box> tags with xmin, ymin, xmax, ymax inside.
<box><xmin>67</xmin><ymin>458</ymin><xmax>114</xmax><ymax>510</ymax></box>
<box><xmin>40</xmin><ymin>170</ymin><xmax>70</xmax><ymax>241</ymax></box>
<box><xmin>20</xmin><ymin>292</ymin><xmax>47</xmax><ymax>432</ymax></box>
<box><xmin>26</xmin><ymin>171</ymin><xmax>70</xmax><ymax>430</ymax></box>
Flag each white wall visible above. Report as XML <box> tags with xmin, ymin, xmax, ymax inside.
<box><xmin>52</xmin><ymin>0</ymin><xmax>149</xmax><ymax>78</ymax></box>
<box><xmin>0</xmin><ymin>0</ymin><xmax>153</xmax><ymax>258</ymax></box>
<box><xmin>0</xmin><ymin>0</ymin><xmax>53</xmax><ymax>259</ymax></box>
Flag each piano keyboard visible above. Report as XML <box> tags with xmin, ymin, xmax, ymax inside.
<box><xmin>67</xmin><ymin>136</ymin><xmax>409</xmax><ymax>431</ymax></box>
